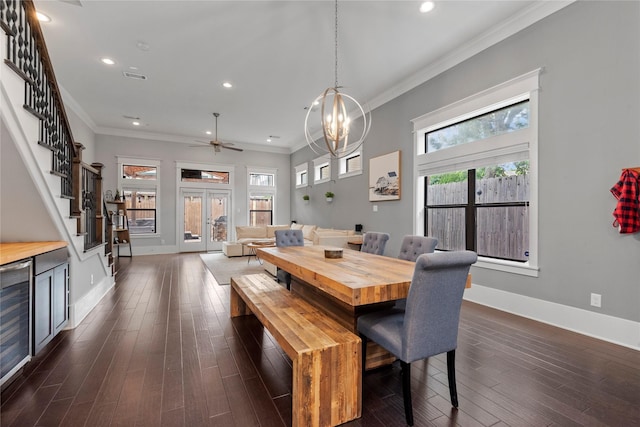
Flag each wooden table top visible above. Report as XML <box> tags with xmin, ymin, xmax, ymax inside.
<box><xmin>257</xmin><ymin>245</ymin><xmax>415</xmax><ymax>306</ymax></box>
<box><xmin>0</xmin><ymin>241</ymin><xmax>68</xmax><ymax>265</ymax></box>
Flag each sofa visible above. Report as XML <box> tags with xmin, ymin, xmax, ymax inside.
<box><xmin>222</xmin><ymin>223</ymin><xmax>357</xmax><ymax>257</ymax></box>
<box><xmin>222</xmin><ymin>224</ymin><xmax>293</xmax><ymax>257</ymax></box>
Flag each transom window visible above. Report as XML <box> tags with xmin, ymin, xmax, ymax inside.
<box><xmin>426</xmin><ymin>100</ymin><xmax>530</xmax><ymax>153</ymax></box>
<box><xmin>181</xmin><ymin>169</ymin><xmax>229</xmax><ymax>183</ymax></box>
<box><xmin>313</xmin><ymin>155</ymin><xmax>331</xmax><ymax>184</ymax></box>
<box><xmin>338</xmin><ymin>150</ymin><xmax>363</xmax><ymax>179</ymax></box>
<box><xmin>295</xmin><ymin>163</ymin><xmax>309</xmax><ymax>188</ymax></box>
<box><xmin>249</xmin><ymin>172</ymin><xmax>274</xmax><ymax>186</ymax></box>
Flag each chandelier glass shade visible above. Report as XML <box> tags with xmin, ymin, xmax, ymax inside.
<box><xmin>304</xmin><ymin>0</ymin><xmax>371</xmax><ymax>158</ymax></box>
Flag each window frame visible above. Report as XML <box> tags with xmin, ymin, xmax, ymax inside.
<box><xmin>117</xmin><ymin>157</ymin><xmax>161</xmax><ymax>237</ymax></box>
<box><xmin>247</xmin><ymin>167</ymin><xmax>277</xmax><ymax>226</ymax></box>
<box><xmin>338</xmin><ymin>149</ymin><xmax>363</xmax><ymax>179</ymax></box>
<box><xmin>313</xmin><ymin>155</ymin><xmax>331</xmax><ymax>184</ymax></box>
<box><xmin>295</xmin><ymin>162</ymin><xmax>309</xmax><ymax>188</ymax></box>
<box><xmin>412</xmin><ymin>69</ymin><xmax>540</xmax><ymax>277</ymax></box>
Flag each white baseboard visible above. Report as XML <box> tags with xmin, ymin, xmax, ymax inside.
<box><xmin>464</xmin><ymin>284</ymin><xmax>640</xmax><ymax>351</ymax></box>
<box><xmin>127</xmin><ymin>245</ymin><xmax>179</xmax><ymax>256</ymax></box>
<box><xmin>68</xmin><ymin>275</ymin><xmax>115</xmax><ymax>328</ymax></box>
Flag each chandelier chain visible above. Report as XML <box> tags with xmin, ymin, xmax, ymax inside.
<box><xmin>334</xmin><ymin>0</ymin><xmax>339</xmax><ymax>88</ymax></box>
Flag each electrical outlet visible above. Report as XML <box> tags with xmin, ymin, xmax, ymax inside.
<box><xmin>373</xmin><ymin>205</ymin><xmax>378</xmax><ymax>212</ymax></box>
<box><xmin>90</xmin><ymin>274</ymin><xmax>94</xmax><ymax>285</ymax></box>
<box><xmin>590</xmin><ymin>293</ymin><xmax>601</xmax><ymax>307</ymax></box>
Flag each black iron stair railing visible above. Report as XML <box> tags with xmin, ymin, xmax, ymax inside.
<box><xmin>1</xmin><ymin>0</ymin><xmax>76</xmax><ymax>199</ymax></box>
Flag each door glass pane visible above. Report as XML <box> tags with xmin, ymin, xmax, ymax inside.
<box><xmin>210</xmin><ymin>196</ymin><xmax>227</xmax><ymax>242</ymax></box>
<box><xmin>477</xmin><ymin>206</ymin><xmax>529</xmax><ymax>261</ymax></box>
<box><xmin>427</xmin><ymin>207</ymin><xmax>465</xmax><ymax>251</ymax></box>
<box><xmin>183</xmin><ymin>195</ymin><xmax>202</xmax><ymax>242</ymax></box>
<box><xmin>427</xmin><ymin>170</ymin><xmax>468</xmax><ymax>205</ymax></box>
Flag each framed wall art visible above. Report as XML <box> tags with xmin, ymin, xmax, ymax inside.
<box><xmin>369</xmin><ymin>150</ymin><xmax>401</xmax><ymax>201</ymax></box>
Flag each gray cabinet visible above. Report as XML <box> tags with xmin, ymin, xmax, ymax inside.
<box><xmin>33</xmin><ymin>249</ymin><xmax>69</xmax><ymax>355</ymax></box>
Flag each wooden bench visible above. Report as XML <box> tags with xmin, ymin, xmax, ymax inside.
<box><xmin>230</xmin><ymin>274</ymin><xmax>361</xmax><ymax>427</ymax></box>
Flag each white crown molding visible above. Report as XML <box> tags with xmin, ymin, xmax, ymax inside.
<box><xmin>57</xmin><ymin>1</ymin><xmax>574</xmax><ymax>156</ymax></box>
<box><xmin>292</xmin><ymin>1</ymin><xmax>574</xmax><ymax>155</ymax></box>
<box><xmin>366</xmin><ymin>1</ymin><xmax>574</xmax><ymax>114</ymax></box>
<box><xmin>93</xmin><ymin>125</ymin><xmax>291</xmax><ymax>154</ymax></box>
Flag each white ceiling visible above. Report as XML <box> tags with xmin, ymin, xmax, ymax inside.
<box><xmin>33</xmin><ymin>0</ymin><xmax>569</xmax><ymax>153</ymax></box>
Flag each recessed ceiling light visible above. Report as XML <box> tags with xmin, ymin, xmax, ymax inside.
<box><xmin>132</xmin><ymin>121</ymin><xmax>140</xmax><ymax>126</ymax></box>
<box><xmin>36</xmin><ymin>12</ymin><xmax>51</xmax><ymax>22</ymax></box>
<box><xmin>267</xmin><ymin>138</ymin><xmax>272</xmax><ymax>143</ymax></box>
<box><xmin>101</xmin><ymin>57</ymin><xmax>115</xmax><ymax>65</ymax></box>
<box><xmin>206</xmin><ymin>131</ymin><xmax>212</xmax><ymax>135</ymax></box>
<box><xmin>420</xmin><ymin>1</ymin><xmax>435</xmax><ymax>13</ymax></box>
<box><xmin>222</xmin><ymin>82</ymin><xmax>233</xmax><ymax>88</ymax></box>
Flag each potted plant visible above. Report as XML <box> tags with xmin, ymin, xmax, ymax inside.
<box><xmin>325</xmin><ymin>191</ymin><xmax>334</xmax><ymax>202</ymax></box>
<box><xmin>303</xmin><ymin>194</ymin><xmax>310</xmax><ymax>204</ymax></box>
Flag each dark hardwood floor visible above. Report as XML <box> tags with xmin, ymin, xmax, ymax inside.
<box><xmin>1</xmin><ymin>253</ymin><xmax>639</xmax><ymax>426</ymax></box>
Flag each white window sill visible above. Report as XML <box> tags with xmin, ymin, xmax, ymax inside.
<box><xmin>474</xmin><ymin>257</ymin><xmax>539</xmax><ymax>277</ymax></box>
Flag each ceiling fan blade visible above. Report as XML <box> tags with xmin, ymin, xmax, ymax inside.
<box><xmin>222</xmin><ymin>146</ymin><xmax>244</xmax><ymax>152</ymax></box>
<box><xmin>58</xmin><ymin>0</ymin><xmax>83</xmax><ymax>6</ymax></box>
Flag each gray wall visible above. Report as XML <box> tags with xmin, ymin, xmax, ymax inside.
<box><xmin>95</xmin><ymin>134</ymin><xmax>291</xmax><ymax>252</ymax></box>
<box><xmin>291</xmin><ymin>1</ymin><xmax>640</xmax><ymax>322</ymax></box>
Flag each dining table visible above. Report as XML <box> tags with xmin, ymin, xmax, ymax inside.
<box><xmin>257</xmin><ymin>245</ymin><xmax>416</xmax><ymax>369</ymax></box>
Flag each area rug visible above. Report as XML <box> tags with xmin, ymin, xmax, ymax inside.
<box><xmin>199</xmin><ymin>252</ymin><xmax>266</xmax><ymax>285</ymax></box>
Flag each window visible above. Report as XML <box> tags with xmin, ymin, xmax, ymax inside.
<box><xmin>123</xmin><ymin>189</ymin><xmax>157</xmax><ymax>234</ymax></box>
<box><xmin>413</xmin><ymin>69</ymin><xmax>539</xmax><ymax>276</ymax></box>
<box><xmin>338</xmin><ymin>150</ymin><xmax>363</xmax><ymax>179</ymax></box>
<box><xmin>313</xmin><ymin>155</ymin><xmax>331</xmax><ymax>184</ymax></box>
<box><xmin>118</xmin><ymin>158</ymin><xmax>160</xmax><ymax>236</ymax></box>
<box><xmin>426</xmin><ymin>162</ymin><xmax>530</xmax><ymax>261</ymax></box>
<box><xmin>249</xmin><ymin>172</ymin><xmax>274</xmax><ymax>186</ymax></box>
<box><xmin>249</xmin><ymin>194</ymin><xmax>272</xmax><ymax>226</ymax></box>
<box><xmin>295</xmin><ymin>163</ymin><xmax>308</xmax><ymax>188</ymax></box>
<box><xmin>247</xmin><ymin>168</ymin><xmax>276</xmax><ymax>226</ymax></box>
<box><xmin>181</xmin><ymin>169</ymin><xmax>229</xmax><ymax>183</ymax></box>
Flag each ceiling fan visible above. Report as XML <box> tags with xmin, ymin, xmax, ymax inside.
<box><xmin>191</xmin><ymin>113</ymin><xmax>243</xmax><ymax>153</ymax></box>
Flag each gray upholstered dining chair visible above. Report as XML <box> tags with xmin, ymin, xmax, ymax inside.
<box><xmin>274</xmin><ymin>229</ymin><xmax>304</xmax><ymax>290</ymax></box>
<box><xmin>357</xmin><ymin>250</ymin><xmax>477</xmax><ymax>426</ymax></box>
<box><xmin>395</xmin><ymin>235</ymin><xmax>438</xmax><ymax>310</ymax></box>
<box><xmin>398</xmin><ymin>235</ymin><xmax>438</xmax><ymax>262</ymax></box>
<box><xmin>360</xmin><ymin>231</ymin><xmax>390</xmax><ymax>255</ymax></box>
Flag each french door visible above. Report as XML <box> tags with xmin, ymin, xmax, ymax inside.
<box><xmin>179</xmin><ymin>189</ymin><xmax>231</xmax><ymax>252</ymax></box>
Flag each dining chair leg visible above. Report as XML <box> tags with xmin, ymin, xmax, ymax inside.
<box><xmin>400</xmin><ymin>361</ymin><xmax>414</xmax><ymax>426</ymax></box>
<box><xmin>446</xmin><ymin>349</ymin><xmax>459</xmax><ymax>408</ymax></box>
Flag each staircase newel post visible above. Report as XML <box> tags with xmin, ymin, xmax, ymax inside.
<box><xmin>91</xmin><ymin>163</ymin><xmax>105</xmax><ymax>244</ymax></box>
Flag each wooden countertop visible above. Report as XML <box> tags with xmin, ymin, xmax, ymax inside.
<box><xmin>0</xmin><ymin>241</ymin><xmax>68</xmax><ymax>265</ymax></box>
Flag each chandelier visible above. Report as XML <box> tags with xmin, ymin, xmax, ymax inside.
<box><xmin>304</xmin><ymin>0</ymin><xmax>371</xmax><ymax>158</ymax></box>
